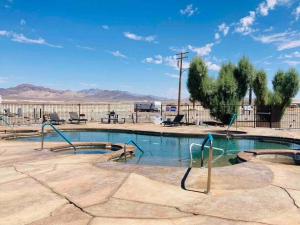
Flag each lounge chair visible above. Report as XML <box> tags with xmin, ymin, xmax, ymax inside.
<box><xmin>69</xmin><ymin>112</ymin><xmax>87</xmax><ymax>124</ymax></box>
<box><xmin>162</xmin><ymin>114</ymin><xmax>184</xmax><ymax>126</ymax></box>
<box><xmin>50</xmin><ymin>112</ymin><xmax>65</xmax><ymax>125</ymax></box>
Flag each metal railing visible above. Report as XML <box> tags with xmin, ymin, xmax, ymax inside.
<box><xmin>227</xmin><ymin>113</ymin><xmax>237</xmax><ymax>134</ymax></box>
<box><xmin>122</xmin><ymin>140</ymin><xmax>144</xmax><ymax>161</ymax></box>
<box><xmin>41</xmin><ymin>121</ymin><xmax>77</xmax><ymax>152</ymax></box>
<box><xmin>0</xmin><ymin>115</ymin><xmax>16</xmax><ymax>138</ymax></box>
<box><xmin>188</xmin><ymin>133</ymin><xmax>214</xmax><ymax>194</ymax></box>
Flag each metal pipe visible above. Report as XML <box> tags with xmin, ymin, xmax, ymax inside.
<box><xmin>206</xmin><ymin>141</ymin><xmax>213</xmax><ymax>194</ymax></box>
<box><xmin>41</xmin><ymin>122</ymin><xmax>76</xmax><ymax>152</ymax></box>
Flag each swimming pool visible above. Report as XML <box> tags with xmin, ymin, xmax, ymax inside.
<box><xmin>18</xmin><ymin>130</ymin><xmax>300</xmax><ymax>167</ymax></box>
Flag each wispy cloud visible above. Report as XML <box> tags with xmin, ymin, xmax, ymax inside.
<box><xmin>0</xmin><ymin>30</ymin><xmax>62</xmax><ymax>48</ymax></box>
<box><xmin>180</xmin><ymin>4</ymin><xmax>198</xmax><ymax>17</ymax></box>
<box><xmin>234</xmin><ymin>0</ymin><xmax>291</xmax><ymax>36</ymax></box>
<box><xmin>165</xmin><ymin>73</ymin><xmax>179</xmax><ymax>79</ymax></box>
<box><xmin>215</xmin><ymin>23</ymin><xmax>230</xmax><ymax>40</ymax></box>
<box><xmin>143</xmin><ymin>55</ymin><xmax>189</xmax><ymax>70</ymax></box>
<box><xmin>102</xmin><ymin>25</ymin><xmax>109</xmax><ymax>30</ymax></box>
<box><xmin>123</xmin><ymin>32</ymin><xmax>157</xmax><ymax>43</ymax></box>
<box><xmin>11</xmin><ymin>33</ymin><xmax>62</xmax><ymax>48</ymax></box>
<box><xmin>283</xmin><ymin>60</ymin><xmax>300</xmax><ymax>66</ymax></box>
<box><xmin>294</xmin><ymin>4</ymin><xmax>300</xmax><ymax>20</ymax></box>
<box><xmin>235</xmin><ymin>11</ymin><xmax>256</xmax><ymax>35</ymax></box>
<box><xmin>252</xmin><ymin>30</ymin><xmax>300</xmax><ymax>51</ymax></box>
<box><xmin>76</xmin><ymin>45</ymin><xmax>95</xmax><ymax>51</ymax></box>
<box><xmin>205</xmin><ymin>61</ymin><xmax>221</xmax><ymax>72</ymax></box>
<box><xmin>280</xmin><ymin>51</ymin><xmax>300</xmax><ymax>59</ymax></box>
<box><xmin>188</xmin><ymin>43</ymin><xmax>214</xmax><ymax>57</ymax></box>
<box><xmin>278</xmin><ymin>40</ymin><xmax>300</xmax><ymax>51</ymax></box>
<box><xmin>109</xmin><ymin>50</ymin><xmax>127</xmax><ymax>59</ymax></box>
<box><xmin>143</xmin><ymin>55</ymin><xmax>163</xmax><ymax>64</ymax></box>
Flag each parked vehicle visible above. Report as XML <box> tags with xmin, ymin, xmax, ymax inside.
<box><xmin>134</xmin><ymin>101</ymin><xmax>161</xmax><ymax>112</ymax></box>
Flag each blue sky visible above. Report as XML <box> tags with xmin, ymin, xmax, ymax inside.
<box><xmin>0</xmin><ymin>0</ymin><xmax>300</xmax><ymax>98</ymax></box>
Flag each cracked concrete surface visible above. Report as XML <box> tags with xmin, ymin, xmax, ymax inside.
<box><xmin>0</xmin><ymin>124</ymin><xmax>300</xmax><ymax>225</ymax></box>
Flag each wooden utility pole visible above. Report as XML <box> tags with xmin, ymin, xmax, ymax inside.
<box><xmin>176</xmin><ymin>52</ymin><xmax>188</xmax><ymax>115</ymax></box>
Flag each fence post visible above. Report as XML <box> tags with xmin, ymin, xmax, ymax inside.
<box><xmin>136</xmin><ymin>106</ymin><xmax>138</xmax><ymax>123</ymax></box>
<box><xmin>187</xmin><ymin>104</ymin><xmax>190</xmax><ymax>124</ymax></box>
<box><xmin>254</xmin><ymin>105</ymin><xmax>256</xmax><ymax>128</ymax></box>
<box><xmin>269</xmin><ymin>106</ymin><xmax>272</xmax><ymax>128</ymax></box>
<box><xmin>78</xmin><ymin>104</ymin><xmax>81</xmax><ymax>124</ymax></box>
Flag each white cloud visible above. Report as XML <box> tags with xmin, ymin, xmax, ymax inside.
<box><xmin>169</xmin><ymin>46</ymin><xmax>187</xmax><ymax>52</ymax></box>
<box><xmin>205</xmin><ymin>61</ymin><xmax>221</xmax><ymax>72</ymax></box>
<box><xmin>11</xmin><ymin>33</ymin><xmax>62</xmax><ymax>48</ymax></box>
<box><xmin>20</xmin><ymin>19</ymin><xmax>26</xmax><ymax>26</ymax></box>
<box><xmin>253</xmin><ymin>31</ymin><xmax>292</xmax><ymax>43</ymax></box>
<box><xmin>0</xmin><ymin>30</ymin><xmax>62</xmax><ymax>48</ymax></box>
<box><xmin>214</xmin><ymin>33</ymin><xmax>220</xmax><ymax>40</ymax></box>
<box><xmin>143</xmin><ymin>55</ymin><xmax>163</xmax><ymax>64</ymax></box>
<box><xmin>281</xmin><ymin>51</ymin><xmax>300</xmax><ymax>58</ymax></box>
<box><xmin>252</xmin><ymin>30</ymin><xmax>300</xmax><ymax>51</ymax></box>
<box><xmin>235</xmin><ymin>11</ymin><xmax>256</xmax><ymax>35</ymax></box>
<box><xmin>294</xmin><ymin>5</ymin><xmax>300</xmax><ymax>20</ymax></box>
<box><xmin>109</xmin><ymin>50</ymin><xmax>127</xmax><ymax>59</ymax></box>
<box><xmin>283</xmin><ymin>60</ymin><xmax>300</xmax><ymax>66</ymax></box>
<box><xmin>278</xmin><ymin>40</ymin><xmax>300</xmax><ymax>51</ymax></box>
<box><xmin>0</xmin><ymin>30</ymin><xmax>9</xmax><ymax>36</ymax></box>
<box><xmin>188</xmin><ymin>43</ymin><xmax>214</xmax><ymax>57</ymax></box>
<box><xmin>123</xmin><ymin>32</ymin><xmax>156</xmax><ymax>43</ymax></box>
<box><xmin>180</xmin><ymin>4</ymin><xmax>198</xmax><ymax>17</ymax></box>
<box><xmin>143</xmin><ymin>55</ymin><xmax>189</xmax><ymax>70</ymax></box>
<box><xmin>218</xmin><ymin>23</ymin><xmax>229</xmax><ymax>36</ymax></box>
<box><xmin>76</xmin><ymin>45</ymin><xmax>95</xmax><ymax>51</ymax></box>
<box><xmin>102</xmin><ymin>25</ymin><xmax>109</xmax><ymax>30</ymax></box>
<box><xmin>165</xmin><ymin>73</ymin><xmax>179</xmax><ymax>79</ymax></box>
<box><xmin>257</xmin><ymin>0</ymin><xmax>277</xmax><ymax>16</ymax></box>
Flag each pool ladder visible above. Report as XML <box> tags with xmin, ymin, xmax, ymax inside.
<box><xmin>41</xmin><ymin>121</ymin><xmax>77</xmax><ymax>152</ymax></box>
<box><xmin>122</xmin><ymin>140</ymin><xmax>144</xmax><ymax>161</ymax></box>
<box><xmin>184</xmin><ymin>134</ymin><xmax>216</xmax><ymax>194</ymax></box>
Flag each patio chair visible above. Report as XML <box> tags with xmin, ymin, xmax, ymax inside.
<box><xmin>69</xmin><ymin>112</ymin><xmax>87</xmax><ymax>124</ymax></box>
<box><xmin>162</xmin><ymin>114</ymin><xmax>184</xmax><ymax>126</ymax></box>
<box><xmin>50</xmin><ymin>112</ymin><xmax>65</xmax><ymax>125</ymax></box>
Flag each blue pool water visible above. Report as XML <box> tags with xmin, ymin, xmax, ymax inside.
<box><xmin>18</xmin><ymin>131</ymin><xmax>300</xmax><ymax>167</ymax></box>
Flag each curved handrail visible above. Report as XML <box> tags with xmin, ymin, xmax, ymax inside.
<box><xmin>227</xmin><ymin>113</ymin><xmax>237</xmax><ymax>132</ymax></box>
<box><xmin>189</xmin><ymin>133</ymin><xmax>214</xmax><ymax>167</ymax></box>
<box><xmin>121</xmin><ymin>139</ymin><xmax>145</xmax><ymax>161</ymax></box>
<box><xmin>41</xmin><ymin>121</ymin><xmax>77</xmax><ymax>152</ymax></box>
<box><xmin>126</xmin><ymin>140</ymin><xmax>144</xmax><ymax>153</ymax></box>
<box><xmin>187</xmin><ymin>133</ymin><xmax>214</xmax><ymax>193</ymax></box>
<box><xmin>0</xmin><ymin>115</ymin><xmax>16</xmax><ymax>138</ymax></box>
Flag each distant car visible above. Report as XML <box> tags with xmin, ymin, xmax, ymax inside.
<box><xmin>134</xmin><ymin>101</ymin><xmax>161</xmax><ymax>112</ymax></box>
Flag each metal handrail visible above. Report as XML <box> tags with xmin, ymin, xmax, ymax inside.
<box><xmin>126</xmin><ymin>140</ymin><xmax>144</xmax><ymax>153</ymax></box>
<box><xmin>122</xmin><ymin>140</ymin><xmax>145</xmax><ymax>161</ymax></box>
<box><xmin>0</xmin><ymin>115</ymin><xmax>16</xmax><ymax>138</ymax></box>
<box><xmin>41</xmin><ymin>121</ymin><xmax>76</xmax><ymax>152</ymax></box>
<box><xmin>188</xmin><ymin>133</ymin><xmax>214</xmax><ymax>193</ymax></box>
<box><xmin>227</xmin><ymin>113</ymin><xmax>237</xmax><ymax>134</ymax></box>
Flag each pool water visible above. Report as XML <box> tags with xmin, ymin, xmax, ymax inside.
<box><xmin>19</xmin><ymin>131</ymin><xmax>300</xmax><ymax>167</ymax></box>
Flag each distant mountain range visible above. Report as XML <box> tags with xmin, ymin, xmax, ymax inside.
<box><xmin>0</xmin><ymin>84</ymin><xmax>169</xmax><ymax>102</ymax></box>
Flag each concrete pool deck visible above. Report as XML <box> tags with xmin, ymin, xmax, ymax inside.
<box><xmin>0</xmin><ymin>123</ymin><xmax>300</xmax><ymax>225</ymax></box>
